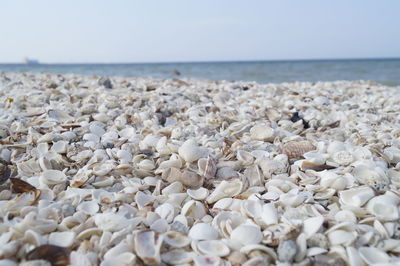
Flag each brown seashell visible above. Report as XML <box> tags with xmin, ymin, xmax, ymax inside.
<box><xmin>0</xmin><ymin>160</ymin><xmax>11</xmax><ymax>185</ymax></box>
<box><xmin>281</xmin><ymin>141</ymin><xmax>316</xmax><ymax>159</ymax></box>
<box><xmin>10</xmin><ymin>178</ymin><xmax>37</xmax><ymax>193</ymax></box>
<box><xmin>26</xmin><ymin>244</ymin><xmax>70</xmax><ymax>266</ymax></box>
<box><xmin>300</xmin><ymin>161</ymin><xmax>336</xmax><ymax>171</ymax></box>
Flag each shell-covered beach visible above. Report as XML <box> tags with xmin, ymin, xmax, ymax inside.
<box><xmin>1</xmin><ymin>72</ymin><xmax>400</xmax><ymax>265</ymax></box>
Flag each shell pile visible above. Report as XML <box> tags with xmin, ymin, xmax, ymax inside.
<box><xmin>1</xmin><ymin>72</ymin><xmax>400</xmax><ymax>265</ymax></box>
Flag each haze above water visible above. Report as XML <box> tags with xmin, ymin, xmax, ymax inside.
<box><xmin>1</xmin><ymin>58</ymin><xmax>399</xmax><ymax>86</ymax></box>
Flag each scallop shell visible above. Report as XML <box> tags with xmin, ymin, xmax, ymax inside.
<box><xmin>281</xmin><ymin>141</ymin><xmax>316</xmax><ymax>159</ymax></box>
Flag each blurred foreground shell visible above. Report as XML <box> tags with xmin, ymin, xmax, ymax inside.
<box><xmin>26</xmin><ymin>245</ymin><xmax>70</xmax><ymax>266</ymax></box>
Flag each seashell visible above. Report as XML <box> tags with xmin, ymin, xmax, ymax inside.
<box><xmin>230</xmin><ymin>225</ymin><xmax>262</xmax><ymax>245</ymax></box>
<box><xmin>319</xmin><ymin>171</ymin><xmax>347</xmax><ymax>190</ymax></box>
<box><xmin>327</xmin><ymin>230</ymin><xmax>357</xmax><ymax>246</ymax></box>
<box><xmin>334</xmin><ymin>210</ymin><xmax>357</xmax><ymax>224</ymax></box>
<box><xmin>101</xmin><ymin>253</ymin><xmax>136</xmax><ymax>266</ymax></box>
<box><xmin>48</xmin><ymin>232</ymin><xmax>76</xmax><ymax>247</ymax></box>
<box><xmin>198</xmin><ymin>155</ymin><xmax>217</xmax><ymax>178</ymax></box>
<box><xmin>303</xmin><ymin>216</ymin><xmax>324</xmax><ymax>238</ymax></box>
<box><xmin>163</xmin><ymin>167</ymin><xmax>204</xmax><ymax>189</ymax></box>
<box><xmin>138</xmin><ymin>159</ymin><xmax>155</xmax><ymax>171</ymax></box>
<box><xmin>281</xmin><ymin>141</ymin><xmax>316</xmax><ymax>159</ymax></box>
<box><xmin>277</xmin><ymin>240</ymin><xmax>297</xmax><ymax>262</ymax></box>
<box><xmin>26</xmin><ymin>245</ymin><xmax>70</xmax><ymax>266</ymax></box>
<box><xmin>352</xmin><ymin>165</ymin><xmax>389</xmax><ymax>192</ymax></box>
<box><xmin>260</xmin><ymin>203</ymin><xmax>278</xmax><ymax>225</ymax></box>
<box><xmin>250</xmin><ymin>124</ymin><xmax>274</xmax><ymax>141</ymax></box>
<box><xmin>237</xmin><ymin>150</ymin><xmax>255</xmax><ymax>165</ymax></box>
<box><xmin>339</xmin><ymin>186</ymin><xmax>375</xmax><ymax>207</ymax></box>
<box><xmin>332</xmin><ymin>150</ymin><xmax>354</xmax><ymax>165</ymax></box>
<box><xmin>10</xmin><ymin>178</ymin><xmax>37</xmax><ymax>193</ymax></box>
<box><xmin>162</xmin><ymin>181</ymin><xmax>183</xmax><ymax>195</ymax></box>
<box><xmin>163</xmin><ymin>231</ymin><xmax>191</xmax><ymax>248</ymax></box>
<box><xmin>227</xmin><ymin>250</ymin><xmax>247</xmax><ymax>265</ymax></box>
<box><xmin>51</xmin><ymin>141</ymin><xmax>68</xmax><ymax>154</ymax></box>
<box><xmin>76</xmin><ymin>228</ymin><xmax>103</xmax><ymax>240</ymax></box>
<box><xmin>189</xmin><ymin>223</ymin><xmax>218</xmax><ymax>240</ymax></box>
<box><xmin>94</xmin><ymin>213</ymin><xmax>129</xmax><ymax>232</ymax></box>
<box><xmin>155</xmin><ymin>203</ymin><xmax>175</xmax><ymax>223</ymax></box>
<box><xmin>161</xmin><ymin>249</ymin><xmax>194</xmax><ymax>265</ymax></box>
<box><xmin>178</xmin><ymin>139</ymin><xmax>208</xmax><ymax>163</ymax></box>
<box><xmin>366</xmin><ymin>194</ymin><xmax>400</xmax><ymax>221</ymax></box>
<box><xmin>196</xmin><ymin>240</ymin><xmax>230</xmax><ymax>257</ymax></box>
<box><xmin>76</xmin><ymin>200</ymin><xmax>99</xmax><ymax>215</ymax></box>
<box><xmin>193</xmin><ymin>255</ymin><xmax>221</xmax><ymax>266</ymax></box>
<box><xmin>206</xmin><ymin>180</ymin><xmax>243</xmax><ymax>204</ymax></box>
<box><xmin>134</xmin><ymin>230</ymin><xmax>163</xmax><ymax>265</ymax></box>
<box><xmin>40</xmin><ymin>170</ymin><xmax>67</xmax><ymax>185</ymax></box>
<box><xmin>187</xmin><ymin>187</ymin><xmax>209</xmax><ymax>201</ymax></box>
<box><xmin>346</xmin><ymin>246</ymin><xmax>365</xmax><ymax>266</ymax></box>
<box><xmin>358</xmin><ymin>246</ymin><xmax>390</xmax><ymax>265</ymax></box>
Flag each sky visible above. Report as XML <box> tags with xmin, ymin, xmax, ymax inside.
<box><xmin>1</xmin><ymin>0</ymin><xmax>400</xmax><ymax>63</ymax></box>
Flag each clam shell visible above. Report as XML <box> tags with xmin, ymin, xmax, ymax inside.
<box><xmin>230</xmin><ymin>225</ymin><xmax>262</xmax><ymax>245</ymax></box>
<box><xmin>40</xmin><ymin>170</ymin><xmax>67</xmax><ymax>185</ymax></box>
<box><xmin>189</xmin><ymin>223</ymin><xmax>218</xmax><ymax>240</ymax></box>
<box><xmin>178</xmin><ymin>140</ymin><xmax>208</xmax><ymax>162</ymax></box>
<box><xmin>197</xmin><ymin>240</ymin><xmax>230</xmax><ymax>257</ymax></box>
<box><xmin>48</xmin><ymin>232</ymin><xmax>76</xmax><ymax>247</ymax></box>
<box><xmin>187</xmin><ymin>187</ymin><xmax>209</xmax><ymax>200</ymax></box>
<box><xmin>366</xmin><ymin>194</ymin><xmax>400</xmax><ymax>221</ymax></box>
<box><xmin>339</xmin><ymin>186</ymin><xmax>375</xmax><ymax>207</ymax></box>
<box><xmin>163</xmin><ymin>231</ymin><xmax>191</xmax><ymax>248</ymax></box>
<box><xmin>94</xmin><ymin>213</ymin><xmax>129</xmax><ymax>232</ymax></box>
<box><xmin>134</xmin><ymin>230</ymin><xmax>163</xmax><ymax>265</ymax></box>
<box><xmin>206</xmin><ymin>180</ymin><xmax>243</xmax><ymax>204</ymax></box>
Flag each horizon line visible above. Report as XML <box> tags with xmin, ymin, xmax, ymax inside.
<box><xmin>1</xmin><ymin>56</ymin><xmax>400</xmax><ymax>65</ymax></box>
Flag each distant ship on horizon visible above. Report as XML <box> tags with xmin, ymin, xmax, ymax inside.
<box><xmin>24</xmin><ymin>57</ymin><xmax>40</xmax><ymax>65</ymax></box>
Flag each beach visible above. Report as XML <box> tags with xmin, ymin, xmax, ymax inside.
<box><xmin>1</xmin><ymin>72</ymin><xmax>400</xmax><ymax>265</ymax></box>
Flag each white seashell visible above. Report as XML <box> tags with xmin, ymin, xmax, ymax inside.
<box><xmin>206</xmin><ymin>180</ymin><xmax>243</xmax><ymax>204</ymax></box>
<box><xmin>116</xmin><ymin>150</ymin><xmax>132</xmax><ymax>162</ymax></box>
<box><xmin>198</xmin><ymin>156</ymin><xmax>217</xmax><ymax>178</ymax></box>
<box><xmin>134</xmin><ymin>230</ymin><xmax>163</xmax><ymax>265</ymax></box>
<box><xmin>24</xmin><ymin>229</ymin><xmax>44</xmax><ymax>246</ymax></box>
<box><xmin>332</xmin><ymin>150</ymin><xmax>354</xmax><ymax>165</ymax></box>
<box><xmin>40</xmin><ymin>169</ymin><xmax>67</xmax><ymax>185</ymax></box>
<box><xmin>90</xmin><ymin>124</ymin><xmax>105</xmax><ymax>137</ymax></box>
<box><xmin>187</xmin><ymin>187</ymin><xmax>209</xmax><ymax>200</ymax></box>
<box><xmin>303</xmin><ymin>216</ymin><xmax>324</xmax><ymax>238</ymax></box>
<box><xmin>237</xmin><ymin>150</ymin><xmax>255</xmax><ymax>165</ymax></box>
<box><xmin>358</xmin><ymin>246</ymin><xmax>390</xmax><ymax>265</ymax></box>
<box><xmin>135</xmin><ymin>191</ymin><xmax>155</xmax><ymax>209</ymax></box>
<box><xmin>162</xmin><ymin>181</ymin><xmax>183</xmax><ymax>195</ymax></box>
<box><xmin>346</xmin><ymin>246</ymin><xmax>365</xmax><ymax>266</ymax></box>
<box><xmin>334</xmin><ymin>209</ymin><xmax>357</xmax><ymax>224</ymax></box>
<box><xmin>155</xmin><ymin>203</ymin><xmax>175</xmax><ymax>223</ymax></box>
<box><xmin>138</xmin><ymin>159</ymin><xmax>155</xmax><ymax>170</ymax></box>
<box><xmin>366</xmin><ymin>194</ymin><xmax>400</xmax><ymax>221</ymax></box>
<box><xmin>101</xmin><ymin>252</ymin><xmax>136</xmax><ymax>266</ymax></box>
<box><xmin>197</xmin><ymin>240</ymin><xmax>230</xmax><ymax>257</ymax></box>
<box><xmin>230</xmin><ymin>225</ymin><xmax>262</xmax><ymax>245</ymax></box>
<box><xmin>277</xmin><ymin>240</ymin><xmax>297</xmax><ymax>262</ymax></box>
<box><xmin>163</xmin><ymin>231</ymin><xmax>191</xmax><ymax>248</ymax></box>
<box><xmin>260</xmin><ymin>203</ymin><xmax>278</xmax><ymax>225</ymax></box>
<box><xmin>94</xmin><ymin>213</ymin><xmax>129</xmax><ymax>232</ymax></box>
<box><xmin>339</xmin><ymin>186</ymin><xmax>375</xmax><ymax>207</ymax></box>
<box><xmin>77</xmin><ymin>200</ymin><xmax>99</xmax><ymax>215</ymax></box>
<box><xmin>77</xmin><ymin>228</ymin><xmax>103</xmax><ymax>240</ymax></box>
<box><xmin>161</xmin><ymin>249</ymin><xmax>194</xmax><ymax>265</ymax></box>
<box><xmin>189</xmin><ymin>223</ymin><xmax>218</xmax><ymax>240</ymax></box>
<box><xmin>178</xmin><ymin>139</ymin><xmax>208</xmax><ymax>163</ymax></box>
<box><xmin>51</xmin><ymin>140</ymin><xmax>68</xmax><ymax>154</ymax></box>
<box><xmin>193</xmin><ymin>255</ymin><xmax>221</xmax><ymax>266</ymax></box>
<box><xmin>48</xmin><ymin>231</ymin><xmax>76</xmax><ymax>247</ymax></box>
<box><xmin>327</xmin><ymin>230</ymin><xmax>357</xmax><ymax>246</ymax></box>
<box><xmin>384</xmin><ymin>146</ymin><xmax>400</xmax><ymax>164</ymax></box>
<box><xmin>303</xmin><ymin>151</ymin><xmax>327</xmax><ymax>165</ymax></box>
<box><xmin>150</xmin><ymin>219</ymin><xmax>169</xmax><ymax>233</ymax></box>
<box><xmin>250</xmin><ymin>124</ymin><xmax>274</xmax><ymax>141</ymax></box>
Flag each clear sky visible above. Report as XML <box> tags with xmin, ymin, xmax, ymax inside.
<box><xmin>1</xmin><ymin>0</ymin><xmax>399</xmax><ymax>63</ymax></box>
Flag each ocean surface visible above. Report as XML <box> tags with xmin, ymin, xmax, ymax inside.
<box><xmin>1</xmin><ymin>58</ymin><xmax>399</xmax><ymax>86</ymax></box>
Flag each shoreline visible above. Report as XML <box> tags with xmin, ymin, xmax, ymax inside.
<box><xmin>0</xmin><ymin>73</ymin><xmax>400</xmax><ymax>265</ymax></box>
